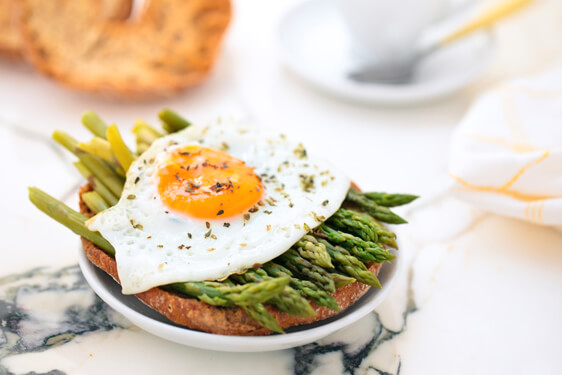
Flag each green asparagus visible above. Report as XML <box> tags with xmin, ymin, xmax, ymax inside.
<box><xmin>320</xmin><ymin>239</ymin><xmax>382</xmax><ymax>288</ymax></box>
<box><xmin>363</xmin><ymin>192</ymin><xmax>419</xmax><ymax>207</ymax></box>
<box><xmin>327</xmin><ymin>208</ymin><xmax>378</xmax><ymax>242</ymax></box>
<box><xmin>330</xmin><ymin>272</ymin><xmax>356</xmax><ymax>288</ymax></box>
<box><xmin>346</xmin><ymin>189</ymin><xmax>407</xmax><ymax>224</ymax></box>
<box><xmin>77</xmin><ymin>138</ymin><xmax>126</xmax><ymax>177</ymax></box>
<box><xmin>159</xmin><ymin>109</ymin><xmax>191</xmax><ymax>133</ymax></box>
<box><xmin>82</xmin><ymin>191</ymin><xmax>109</xmax><ymax>214</ymax></box>
<box><xmin>52</xmin><ymin>131</ymin><xmax>125</xmax><ymax>197</ymax></box>
<box><xmin>106</xmin><ymin>124</ymin><xmax>135</xmax><ymax>172</ymax></box>
<box><xmin>232</xmin><ymin>269</ymin><xmax>315</xmax><ymax>317</ymax></box>
<box><xmin>293</xmin><ymin>235</ymin><xmax>333</xmax><ymax>268</ymax></box>
<box><xmin>169</xmin><ymin>277</ymin><xmax>289</xmax><ymax>307</ymax></box>
<box><xmin>132</xmin><ymin>119</ymin><xmax>163</xmax><ymax>154</ymax></box>
<box><xmin>241</xmin><ymin>303</ymin><xmax>283</xmax><ymax>334</ymax></box>
<box><xmin>262</xmin><ymin>262</ymin><xmax>340</xmax><ymax>311</ymax></box>
<box><xmin>364</xmin><ymin>215</ymin><xmax>399</xmax><ymax>249</ymax></box>
<box><xmin>319</xmin><ymin>225</ymin><xmax>395</xmax><ymax>263</ymax></box>
<box><xmin>73</xmin><ymin>162</ymin><xmax>119</xmax><ymax>206</ymax></box>
<box><xmin>82</xmin><ymin>111</ymin><xmax>109</xmax><ymax>139</ymax></box>
<box><xmin>277</xmin><ymin>249</ymin><xmax>335</xmax><ymax>292</ymax></box>
<box><xmin>28</xmin><ymin>187</ymin><xmax>115</xmax><ymax>256</ymax></box>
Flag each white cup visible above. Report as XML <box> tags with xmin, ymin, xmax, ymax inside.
<box><xmin>334</xmin><ymin>0</ymin><xmax>451</xmax><ymax>66</ymax></box>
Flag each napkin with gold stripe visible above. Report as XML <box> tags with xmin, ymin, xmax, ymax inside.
<box><xmin>449</xmin><ymin>64</ymin><xmax>562</xmax><ymax>226</ymax></box>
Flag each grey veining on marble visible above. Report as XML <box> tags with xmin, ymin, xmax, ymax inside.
<box><xmin>0</xmin><ymin>263</ymin><xmax>418</xmax><ymax>375</ymax></box>
<box><xmin>0</xmin><ymin>266</ymin><xmax>130</xmax><ymax>375</ymax></box>
<box><xmin>292</xmin><ymin>270</ymin><xmax>417</xmax><ymax>375</ymax></box>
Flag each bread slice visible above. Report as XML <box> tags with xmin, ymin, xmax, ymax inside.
<box><xmin>0</xmin><ymin>0</ymin><xmax>132</xmax><ymax>58</ymax></box>
<box><xmin>79</xmin><ymin>185</ymin><xmax>383</xmax><ymax>336</ymax></box>
<box><xmin>15</xmin><ymin>0</ymin><xmax>231</xmax><ymax>98</ymax></box>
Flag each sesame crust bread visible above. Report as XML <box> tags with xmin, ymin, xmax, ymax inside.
<box><xmin>79</xmin><ymin>184</ymin><xmax>382</xmax><ymax>336</ymax></box>
<box><xmin>15</xmin><ymin>0</ymin><xmax>230</xmax><ymax>99</ymax></box>
<box><xmin>0</xmin><ymin>0</ymin><xmax>132</xmax><ymax>58</ymax></box>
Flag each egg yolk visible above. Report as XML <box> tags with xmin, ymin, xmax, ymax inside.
<box><xmin>156</xmin><ymin>146</ymin><xmax>264</xmax><ymax>219</ymax></box>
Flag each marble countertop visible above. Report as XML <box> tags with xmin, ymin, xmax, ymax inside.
<box><xmin>1</xmin><ymin>0</ymin><xmax>561</xmax><ymax>374</ymax></box>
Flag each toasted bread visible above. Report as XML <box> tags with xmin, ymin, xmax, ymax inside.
<box><xmin>79</xmin><ymin>184</ymin><xmax>382</xmax><ymax>336</ymax></box>
<box><xmin>0</xmin><ymin>0</ymin><xmax>132</xmax><ymax>58</ymax></box>
<box><xmin>0</xmin><ymin>0</ymin><xmax>20</xmax><ymax>57</ymax></box>
<box><xmin>16</xmin><ymin>0</ymin><xmax>231</xmax><ymax>99</ymax></box>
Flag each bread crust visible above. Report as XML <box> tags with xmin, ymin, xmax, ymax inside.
<box><xmin>79</xmin><ymin>185</ymin><xmax>382</xmax><ymax>336</ymax></box>
<box><xmin>0</xmin><ymin>0</ymin><xmax>21</xmax><ymax>58</ymax></box>
<box><xmin>0</xmin><ymin>0</ymin><xmax>132</xmax><ymax>58</ymax></box>
<box><xmin>15</xmin><ymin>0</ymin><xmax>231</xmax><ymax>99</ymax></box>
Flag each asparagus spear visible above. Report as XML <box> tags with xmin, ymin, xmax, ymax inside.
<box><xmin>78</xmin><ymin>153</ymin><xmax>124</xmax><ymax>198</ymax></box>
<box><xmin>106</xmin><ymin>124</ymin><xmax>136</xmax><ymax>173</ymax></box>
<box><xmin>132</xmin><ymin>119</ymin><xmax>163</xmax><ymax>154</ymax></box>
<box><xmin>232</xmin><ymin>269</ymin><xmax>315</xmax><ymax>317</ymax></box>
<box><xmin>169</xmin><ymin>277</ymin><xmax>289</xmax><ymax>307</ymax></box>
<box><xmin>320</xmin><ymin>239</ymin><xmax>381</xmax><ymax>288</ymax></box>
<box><xmin>52</xmin><ymin>131</ymin><xmax>125</xmax><ymax>197</ymax></box>
<box><xmin>363</xmin><ymin>192</ymin><xmax>419</xmax><ymax>207</ymax></box>
<box><xmin>330</xmin><ymin>273</ymin><xmax>356</xmax><ymax>288</ymax></box>
<box><xmin>346</xmin><ymin>189</ymin><xmax>407</xmax><ymax>224</ymax></box>
<box><xmin>263</xmin><ymin>262</ymin><xmax>340</xmax><ymax>311</ymax></box>
<box><xmin>158</xmin><ymin>109</ymin><xmax>191</xmax><ymax>133</ymax></box>
<box><xmin>363</xmin><ymin>214</ymin><xmax>399</xmax><ymax>249</ymax></box>
<box><xmin>78</xmin><ymin>137</ymin><xmax>114</xmax><ymax>164</ymax></box>
<box><xmin>293</xmin><ymin>235</ymin><xmax>333</xmax><ymax>268</ymax></box>
<box><xmin>73</xmin><ymin>162</ymin><xmax>119</xmax><ymax>206</ymax></box>
<box><xmin>77</xmin><ymin>137</ymin><xmax>125</xmax><ymax>177</ymax></box>
<box><xmin>28</xmin><ymin>187</ymin><xmax>115</xmax><ymax>256</ymax></box>
<box><xmin>82</xmin><ymin>111</ymin><xmax>108</xmax><ymax>139</ymax></box>
<box><xmin>82</xmin><ymin>191</ymin><xmax>109</xmax><ymax>213</ymax></box>
<box><xmin>277</xmin><ymin>249</ymin><xmax>335</xmax><ymax>292</ymax></box>
<box><xmin>241</xmin><ymin>303</ymin><xmax>283</xmax><ymax>334</ymax></box>
<box><xmin>327</xmin><ymin>208</ymin><xmax>378</xmax><ymax>242</ymax></box>
<box><xmin>331</xmin><ymin>206</ymin><xmax>399</xmax><ymax>247</ymax></box>
<box><xmin>169</xmin><ymin>278</ymin><xmax>286</xmax><ymax>333</ymax></box>
<box><xmin>319</xmin><ymin>225</ymin><xmax>395</xmax><ymax>263</ymax></box>
<box><xmin>132</xmin><ymin>119</ymin><xmax>163</xmax><ymax>142</ymax></box>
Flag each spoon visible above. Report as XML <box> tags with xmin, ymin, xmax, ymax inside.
<box><xmin>349</xmin><ymin>0</ymin><xmax>534</xmax><ymax>85</ymax></box>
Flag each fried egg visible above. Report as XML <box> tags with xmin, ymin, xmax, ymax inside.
<box><xmin>86</xmin><ymin>119</ymin><xmax>350</xmax><ymax>294</ymax></box>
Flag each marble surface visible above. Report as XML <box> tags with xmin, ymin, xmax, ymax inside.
<box><xmin>1</xmin><ymin>0</ymin><xmax>562</xmax><ymax>374</ymax></box>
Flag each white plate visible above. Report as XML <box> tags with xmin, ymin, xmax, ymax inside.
<box><xmin>278</xmin><ymin>0</ymin><xmax>496</xmax><ymax>105</ymax></box>
<box><xmin>78</xmin><ymin>245</ymin><xmax>401</xmax><ymax>352</ymax></box>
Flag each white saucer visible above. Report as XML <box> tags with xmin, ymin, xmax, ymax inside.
<box><xmin>278</xmin><ymin>0</ymin><xmax>496</xmax><ymax>105</ymax></box>
<box><xmin>78</xmin><ymin>246</ymin><xmax>401</xmax><ymax>352</ymax></box>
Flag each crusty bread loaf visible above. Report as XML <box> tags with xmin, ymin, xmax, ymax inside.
<box><xmin>16</xmin><ymin>0</ymin><xmax>231</xmax><ymax>99</ymax></box>
<box><xmin>0</xmin><ymin>0</ymin><xmax>132</xmax><ymax>58</ymax></box>
<box><xmin>79</xmin><ymin>184</ymin><xmax>383</xmax><ymax>336</ymax></box>
<box><xmin>0</xmin><ymin>0</ymin><xmax>20</xmax><ymax>57</ymax></box>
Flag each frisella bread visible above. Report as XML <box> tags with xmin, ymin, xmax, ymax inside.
<box><xmin>0</xmin><ymin>0</ymin><xmax>133</xmax><ymax>57</ymax></box>
<box><xmin>13</xmin><ymin>0</ymin><xmax>230</xmax><ymax>98</ymax></box>
<box><xmin>28</xmin><ymin>110</ymin><xmax>417</xmax><ymax>335</ymax></box>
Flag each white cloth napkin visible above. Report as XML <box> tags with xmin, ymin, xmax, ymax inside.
<box><xmin>449</xmin><ymin>64</ymin><xmax>562</xmax><ymax>226</ymax></box>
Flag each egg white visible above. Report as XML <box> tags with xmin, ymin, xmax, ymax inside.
<box><xmin>86</xmin><ymin>119</ymin><xmax>350</xmax><ymax>294</ymax></box>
